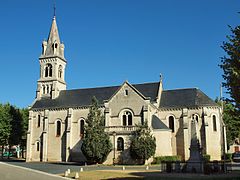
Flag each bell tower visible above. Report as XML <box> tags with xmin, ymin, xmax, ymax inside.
<box><xmin>36</xmin><ymin>15</ymin><xmax>67</xmax><ymax>100</ymax></box>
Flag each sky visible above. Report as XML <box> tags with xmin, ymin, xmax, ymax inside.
<box><xmin>0</xmin><ymin>0</ymin><xmax>239</xmax><ymax>108</ymax></box>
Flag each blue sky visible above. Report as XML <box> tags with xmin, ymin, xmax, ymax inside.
<box><xmin>0</xmin><ymin>0</ymin><xmax>239</xmax><ymax>108</ymax></box>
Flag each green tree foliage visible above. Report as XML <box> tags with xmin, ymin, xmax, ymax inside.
<box><xmin>0</xmin><ymin>103</ymin><xmax>12</xmax><ymax>146</ymax></box>
<box><xmin>81</xmin><ymin>97</ymin><xmax>112</xmax><ymax>164</ymax></box>
<box><xmin>130</xmin><ymin>121</ymin><xmax>156</xmax><ymax>162</ymax></box>
<box><xmin>215</xmin><ymin>98</ymin><xmax>240</xmax><ymax>147</ymax></box>
<box><xmin>19</xmin><ymin>108</ymin><xmax>29</xmax><ymax>139</ymax></box>
<box><xmin>0</xmin><ymin>103</ymin><xmax>29</xmax><ymax>158</ymax></box>
<box><xmin>223</xmin><ymin>102</ymin><xmax>240</xmax><ymax>146</ymax></box>
<box><xmin>0</xmin><ymin>103</ymin><xmax>12</xmax><ymax>158</ymax></box>
<box><xmin>220</xmin><ymin>25</ymin><xmax>240</xmax><ymax>112</ymax></box>
<box><xmin>9</xmin><ymin>106</ymin><xmax>23</xmax><ymax>146</ymax></box>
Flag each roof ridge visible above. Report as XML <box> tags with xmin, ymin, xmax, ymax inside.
<box><xmin>60</xmin><ymin>81</ymin><xmax>159</xmax><ymax>92</ymax></box>
<box><xmin>163</xmin><ymin>87</ymin><xmax>198</xmax><ymax>92</ymax></box>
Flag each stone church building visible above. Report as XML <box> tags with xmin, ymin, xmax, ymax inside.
<box><xmin>26</xmin><ymin>15</ymin><xmax>225</xmax><ymax>164</ymax></box>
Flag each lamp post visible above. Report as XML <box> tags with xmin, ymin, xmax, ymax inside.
<box><xmin>220</xmin><ymin>82</ymin><xmax>227</xmax><ymax>173</ymax></box>
<box><xmin>113</xmin><ymin>131</ymin><xmax>116</xmax><ymax>165</ymax></box>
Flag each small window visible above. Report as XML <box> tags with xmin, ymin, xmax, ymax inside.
<box><xmin>125</xmin><ymin>89</ymin><xmax>128</xmax><ymax>96</ymax></box>
<box><xmin>196</xmin><ymin>116</ymin><xmax>199</xmax><ymax>122</ymax></box>
<box><xmin>56</xmin><ymin>120</ymin><xmax>61</xmax><ymax>137</ymax></box>
<box><xmin>169</xmin><ymin>116</ymin><xmax>174</xmax><ymax>133</ymax></box>
<box><xmin>43</xmin><ymin>85</ymin><xmax>45</xmax><ymax>94</ymax></box>
<box><xmin>117</xmin><ymin>137</ymin><xmax>124</xmax><ymax>151</ymax></box>
<box><xmin>80</xmin><ymin>120</ymin><xmax>84</xmax><ymax>137</ymax></box>
<box><xmin>46</xmin><ymin>85</ymin><xmax>49</xmax><ymax>94</ymax></box>
<box><xmin>213</xmin><ymin>115</ymin><xmax>217</xmax><ymax>131</ymax></box>
<box><xmin>37</xmin><ymin>115</ymin><xmax>41</xmax><ymax>127</ymax></box>
<box><xmin>43</xmin><ymin>118</ymin><xmax>45</xmax><ymax>131</ymax></box>
<box><xmin>36</xmin><ymin>142</ymin><xmax>40</xmax><ymax>151</ymax></box>
<box><xmin>58</xmin><ymin>65</ymin><xmax>62</xmax><ymax>78</ymax></box>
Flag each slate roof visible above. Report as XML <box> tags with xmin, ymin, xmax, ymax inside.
<box><xmin>31</xmin><ymin>82</ymin><xmax>218</xmax><ymax>110</ymax></box>
<box><xmin>31</xmin><ymin>82</ymin><xmax>159</xmax><ymax>109</ymax></box>
<box><xmin>159</xmin><ymin>88</ymin><xmax>218</xmax><ymax>108</ymax></box>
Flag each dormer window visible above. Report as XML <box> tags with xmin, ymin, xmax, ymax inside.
<box><xmin>53</xmin><ymin>42</ymin><xmax>58</xmax><ymax>54</ymax></box>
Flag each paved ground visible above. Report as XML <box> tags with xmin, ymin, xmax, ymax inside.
<box><xmin>0</xmin><ymin>162</ymin><xmax>68</xmax><ymax>180</ymax></box>
<box><xmin>4</xmin><ymin>160</ymin><xmax>161</xmax><ymax>174</ymax></box>
<box><xmin>1</xmin><ymin>159</ymin><xmax>240</xmax><ymax>179</ymax></box>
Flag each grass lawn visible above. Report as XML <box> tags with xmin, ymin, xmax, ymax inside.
<box><xmin>64</xmin><ymin>170</ymin><xmax>240</xmax><ymax>180</ymax></box>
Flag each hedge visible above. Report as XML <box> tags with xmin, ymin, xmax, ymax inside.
<box><xmin>152</xmin><ymin>155</ymin><xmax>181</xmax><ymax>164</ymax></box>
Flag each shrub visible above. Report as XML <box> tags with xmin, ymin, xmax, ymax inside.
<box><xmin>130</xmin><ymin>122</ymin><xmax>156</xmax><ymax>162</ymax></box>
<box><xmin>203</xmin><ymin>154</ymin><xmax>211</xmax><ymax>162</ymax></box>
<box><xmin>225</xmin><ymin>153</ymin><xmax>232</xmax><ymax>161</ymax></box>
<box><xmin>152</xmin><ymin>155</ymin><xmax>181</xmax><ymax>164</ymax></box>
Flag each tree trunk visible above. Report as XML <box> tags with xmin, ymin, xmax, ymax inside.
<box><xmin>1</xmin><ymin>146</ymin><xmax>3</xmax><ymax>159</ymax></box>
<box><xmin>8</xmin><ymin>145</ymin><xmax>10</xmax><ymax>159</ymax></box>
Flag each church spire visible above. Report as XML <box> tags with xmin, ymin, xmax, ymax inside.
<box><xmin>41</xmin><ymin>9</ymin><xmax>65</xmax><ymax>59</ymax></box>
<box><xmin>37</xmin><ymin>8</ymin><xmax>67</xmax><ymax>100</ymax></box>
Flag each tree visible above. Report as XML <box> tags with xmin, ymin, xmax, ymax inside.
<box><xmin>81</xmin><ymin>96</ymin><xmax>112</xmax><ymax>164</ymax></box>
<box><xmin>9</xmin><ymin>106</ymin><xmax>23</xmax><ymax>146</ymax></box>
<box><xmin>130</xmin><ymin>121</ymin><xmax>156</xmax><ymax>163</ymax></box>
<box><xmin>220</xmin><ymin>25</ymin><xmax>240</xmax><ymax>112</ymax></box>
<box><xmin>215</xmin><ymin>98</ymin><xmax>240</xmax><ymax>148</ymax></box>
<box><xmin>223</xmin><ymin>102</ymin><xmax>240</xmax><ymax>147</ymax></box>
<box><xmin>0</xmin><ymin>103</ymin><xmax>12</xmax><ymax>158</ymax></box>
<box><xmin>19</xmin><ymin>108</ymin><xmax>29</xmax><ymax>158</ymax></box>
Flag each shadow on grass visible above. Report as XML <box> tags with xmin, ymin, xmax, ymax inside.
<box><xmin>105</xmin><ymin>171</ymin><xmax>240</xmax><ymax>180</ymax></box>
<box><xmin>49</xmin><ymin>162</ymin><xmax>85</xmax><ymax>166</ymax></box>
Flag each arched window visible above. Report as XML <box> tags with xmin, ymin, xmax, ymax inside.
<box><xmin>46</xmin><ymin>85</ymin><xmax>49</xmax><ymax>94</ymax></box>
<box><xmin>36</xmin><ymin>141</ymin><xmax>40</xmax><ymax>151</ymax></box>
<box><xmin>80</xmin><ymin>120</ymin><xmax>84</xmax><ymax>137</ymax></box>
<box><xmin>43</xmin><ymin>85</ymin><xmax>45</xmax><ymax>94</ymax></box>
<box><xmin>45</xmin><ymin>66</ymin><xmax>48</xmax><ymax>77</ymax></box>
<box><xmin>58</xmin><ymin>65</ymin><xmax>62</xmax><ymax>78</ymax></box>
<box><xmin>37</xmin><ymin>115</ymin><xmax>41</xmax><ymax>127</ymax></box>
<box><xmin>45</xmin><ymin>64</ymin><xmax>52</xmax><ymax>77</ymax></box>
<box><xmin>49</xmin><ymin>65</ymin><xmax>52</xmax><ymax>77</ymax></box>
<box><xmin>117</xmin><ymin>137</ymin><xmax>124</xmax><ymax>151</ymax></box>
<box><xmin>169</xmin><ymin>116</ymin><xmax>174</xmax><ymax>132</ymax></box>
<box><xmin>52</xmin><ymin>43</ymin><xmax>58</xmax><ymax>54</ymax></box>
<box><xmin>122</xmin><ymin>111</ymin><xmax>133</xmax><ymax>126</ymax></box>
<box><xmin>213</xmin><ymin>115</ymin><xmax>217</xmax><ymax>131</ymax></box>
<box><xmin>56</xmin><ymin>120</ymin><xmax>61</xmax><ymax>137</ymax></box>
<box><xmin>43</xmin><ymin>118</ymin><xmax>45</xmax><ymax>131</ymax></box>
<box><xmin>192</xmin><ymin>114</ymin><xmax>199</xmax><ymax>123</ymax></box>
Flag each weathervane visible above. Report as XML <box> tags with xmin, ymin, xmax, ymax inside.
<box><xmin>53</xmin><ymin>0</ymin><xmax>56</xmax><ymax>17</ymax></box>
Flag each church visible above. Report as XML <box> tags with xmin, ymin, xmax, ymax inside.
<box><xmin>26</xmin><ymin>14</ymin><xmax>225</xmax><ymax>164</ymax></box>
